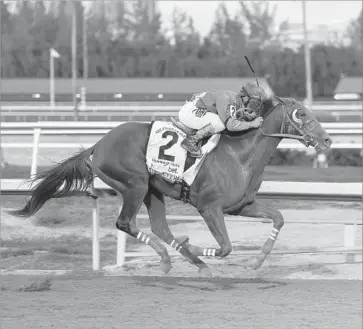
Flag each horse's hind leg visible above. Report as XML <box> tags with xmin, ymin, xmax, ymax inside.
<box><xmin>94</xmin><ymin>168</ymin><xmax>171</xmax><ymax>271</ymax></box>
<box><xmin>144</xmin><ymin>188</ymin><xmax>211</xmax><ymax>276</ymax></box>
<box><xmin>116</xmin><ymin>189</ymin><xmax>173</xmax><ymax>273</ymax></box>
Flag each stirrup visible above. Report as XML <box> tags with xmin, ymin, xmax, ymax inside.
<box><xmin>184</xmin><ymin>147</ymin><xmax>203</xmax><ymax>158</ymax></box>
<box><xmin>188</xmin><ymin>150</ymin><xmax>203</xmax><ymax>158</ymax></box>
<box><xmin>181</xmin><ymin>139</ymin><xmax>202</xmax><ymax>158</ymax></box>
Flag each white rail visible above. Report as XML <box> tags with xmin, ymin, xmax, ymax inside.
<box><xmin>2</xmin><ymin>103</ymin><xmax>362</xmax><ymax>112</ymax></box>
<box><xmin>1</xmin><ymin>129</ymin><xmax>361</xmax><ymax>136</ymax></box>
<box><xmin>1</xmin><ymin>121</ymin><xmax>361</xmax><ymax>177</ymax></box>
<box><xmin>1</xmin><ymin>121</ymin><xmax>361</xmax><ymax>129</ymax></box>
<box><xmin>2</xmin><ymin>178</ymin><xmax>361</xmax><ymax>199</ymax></box>
<box><xmin>1</xmin><ymin>178</ymin><xmax>361</xmax><ymax>270</ymax></box>
<box><xmin>2</xmin><ymin>142</ymin><xmax>361</xmax><ymax>150</ymax></box>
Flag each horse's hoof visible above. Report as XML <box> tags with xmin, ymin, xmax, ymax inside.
<box><xmin>252</xmin><ymin>261</ymin><xmax>263</xmax><ymax>270</ymax></box>
<box><xmin>175</xmin><ymin>235</ymin><xmax>189</xmax><ymax>246</ymax></box>
<box><xmin>252</xmin><ymin>255</ymin><xmax>266</xmax><ymax>270</ymax></box>
<box><xmin>198</xmin><ymin>267</ymin><xmax>212</xmax><ymax>277</ymax></box>
<box><xmin>160</xmin><ymin>261</ymin><xmax>172</xmax><ymax>274</ymax></box>
<box><xmin>243</xmin><ymin>259</ymin><xmax>255</xmax><ymax>271</ymax></box>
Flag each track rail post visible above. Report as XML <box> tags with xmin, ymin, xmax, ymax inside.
<box><xmin>116</xmin><ymin>205</ymin><xmax>126</xmax><ymax>267</ymax></box>
<box><xmin>344</xmin><ymin>224</ymin><xmax>356</xmax><ymax>263</ymax></box>
<box><xmin>30</xmin><ymin>128</ymin><xmax>41</xmax><ymax>178</ymax></box>
<box><xmin>92</xmin><ymin>196</ymin><xmax>100</xmax><ymax>271</ymax></box>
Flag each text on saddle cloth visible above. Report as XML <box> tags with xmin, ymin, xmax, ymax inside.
<box><xmin>146</xmin><ymin>121</ymin><xmax>220</xmax><ymax>185</ymax></box>
<box><xmin>146</xmin><ymin>121</ymin><xmax>187</xmax><ymax>183</ymax></box>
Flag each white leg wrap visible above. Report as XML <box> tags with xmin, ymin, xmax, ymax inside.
<box><xmin>203</xmin><ymin>248</ymin><xmax>216</xmax><ymax>256</ymax></box>
<box><xmin>170</xmin><ymin>240</ymin><xmax>182</xmax><ymax>251</ymax></box>
<box><xmin>137</xmin><ymin>232</ymin><xmax>150</xmax><ymax>244</ymax></box>
<box><xmin>268</xmin><ymin>228</ymin><xmax>280</xmax><ymax>241</ymax></box>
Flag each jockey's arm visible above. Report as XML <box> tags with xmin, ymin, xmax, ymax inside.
<box><xmin>194</xmin><ymin>90</ymin><xmax>263</xmax><ymax>132</ymax></box>
<box><xmin>226</xmin><ymin>116</ymin><xmax>263</xmax><ymax>132</ymax></box>
<box><xmin>214</xmin><ymin>91</ymin><xmax>235</xmax><ymax>123</ymax></box>
<box><xmin>193</xmin><ymin>91</ymin><xmax>232</xmax><ymax>123</ymax></box>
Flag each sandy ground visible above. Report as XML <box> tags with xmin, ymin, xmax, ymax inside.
<box><xmin>1</xmin><ymin>145</ymin><xmax>362</xmax><ymax>328</ymax></box>
<box><xmin>1</xmin><ymin>276</ymin><xmax>362</xmax><ymax>329</ymax></box>
<box><xmin>2</xmin><ymin>205</ymin><xmax>362</xmax><ymax>280</ymax></box>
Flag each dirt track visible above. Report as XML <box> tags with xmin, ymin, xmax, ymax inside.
<box><xmin>1</xmin><ymin>182</ymin><xmax>362</xmax><ymax>328</ymax></box>
<box><xmin>1</xmin><ymin>275</ymin><xmax>362</xmax><ymax>329</ymax></box>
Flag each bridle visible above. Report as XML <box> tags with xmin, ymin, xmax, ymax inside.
<box><xmin>259</xmin><ymin>96</ymin><xmax>320</xmax><ymax>147</ymax></box>
<box><xmin>242</xmin><ymin>56</ymin><xmax>319</xmax><ymax>147</ymax></box>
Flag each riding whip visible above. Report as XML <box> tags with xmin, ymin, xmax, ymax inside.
<box><xmin>244</xmin><ymin>56</ymin><xmax>259</xmax><ymax>88</ymax></box>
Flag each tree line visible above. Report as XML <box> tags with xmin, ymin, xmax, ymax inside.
<box><xmin>1</xmin><ymin>0</ymin><xmax>362</xmax><ymax>97</ymax></box>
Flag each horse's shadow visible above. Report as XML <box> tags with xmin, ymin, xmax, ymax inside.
<box><xmin>131</xmin><ymin>276</ymin><xmax>288</xmax><ymax>292</ymax></box>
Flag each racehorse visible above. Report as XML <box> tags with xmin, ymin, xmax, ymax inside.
<box><xmin>9</xmin><ymin>96</ymin><xmax>332</xmax><ymax>276</ymax></box>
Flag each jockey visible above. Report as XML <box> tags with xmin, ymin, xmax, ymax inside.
<box><xmin>178</xmin><ymin>82</ymin><xmax>268</xmax><ymax>157</ymax></box>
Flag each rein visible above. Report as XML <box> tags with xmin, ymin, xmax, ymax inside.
<box><xmin>259</xmin><ymin>96</ymin><xmax>319</xmax><ymax>146</ymax></box>
<box><xmin>242</xmin><ymin>56</ymin><xmax>318</xmax><ymax>147</ymax></box>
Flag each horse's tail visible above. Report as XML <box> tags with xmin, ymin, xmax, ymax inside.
<box><xmin>8</xmin><ymin>147</ymin><xmax>95</xmax><ymax>218</ymax></box>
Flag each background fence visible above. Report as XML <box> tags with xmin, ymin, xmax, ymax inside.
<box><xmin>1</xmin><ymin>102</ymin><xmax>362</xmax><ymax>122</ymax></box>
<box><xmin>1</xmin><ymin>121</ymin><xmax>361</xmax><ymax>177</ymax></box>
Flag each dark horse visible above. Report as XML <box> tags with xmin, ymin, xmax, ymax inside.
<box><xmin>9</xmin><ymin>96</ymin><xmax>332</xmax><ymax>276</ymax></box>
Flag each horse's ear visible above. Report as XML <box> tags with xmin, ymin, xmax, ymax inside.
<box><xmin>267</xmin><ymin>93</ymin><xmax>275</xmax><ymax>101</ymax></box>
<box><xmin>274</xmin><ymin>95</ymin><xmax>285</xmax><ymax>104</ymax></box>
<box><xmin>265</xmin><ymin>93</ymin><xmax>274</xmax><ymax>102</ymax></box>
<box><xmin>260</xmin><ymin>98</ymin><xmax>272</xmax><ymax>117</ymax></box>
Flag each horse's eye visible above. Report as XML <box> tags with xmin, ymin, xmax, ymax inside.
<box><xmin>296</xmin><ymin>110</ymin><xmax>305</xmax><ymax>118</ymax></box>
<box><xmin>292</xmin><ymin>109</ymin><xmax>304</xmax><ymax>124</ymax></box>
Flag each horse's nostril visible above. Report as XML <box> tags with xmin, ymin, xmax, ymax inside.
<box><xmin>324</xmin><ymin>138</ymin><xmax>331</xmax><ymax>145</ymax></box>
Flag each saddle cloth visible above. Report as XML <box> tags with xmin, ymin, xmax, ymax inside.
<box><xmin>146</xmin><ymin>121</ymin><xmax>221</xmax><ymax>185</ymax></box>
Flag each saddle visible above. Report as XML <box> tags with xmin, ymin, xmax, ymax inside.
<box><xmin>170</xmin><ymin>117</ymin><xmax>196</xmax><ymax>136</ymax></box>
<box><xmin>170</xmin><ymin>117</ymin><xmax>206</xmax><ymax>150</ymax></box>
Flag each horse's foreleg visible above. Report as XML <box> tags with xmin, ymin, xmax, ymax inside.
<box><xmin>239</xmin><ymin>201</ymin><xmax>284</xmax><ymax>269</ymax></box>
<box><xmin>144</xmin><ymin>188</ymin><xmax>211</xmax><ymax>276</ymax></box>
<box><xmin>195</xmin><ymin>201</ymin><xmax>233</xmax><ymax>258</ymax></box>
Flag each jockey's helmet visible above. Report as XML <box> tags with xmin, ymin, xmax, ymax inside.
<box><xmin>238</xmin><ymin>82</ymin><xmax>267</xmax><ymax>116</ymax></box>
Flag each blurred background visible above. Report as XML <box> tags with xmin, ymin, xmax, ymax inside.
<box><xmin>0</xmin><ymin>0</ymin><xmax>362</xmax><ymax>175</ymax></box>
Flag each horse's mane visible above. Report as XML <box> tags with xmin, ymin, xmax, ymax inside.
<box><xmin>261</xmin><ymin>98</ymin><xmax>276</xmax><ymax>118</ymax></box>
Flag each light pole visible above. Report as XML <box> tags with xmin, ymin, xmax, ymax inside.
<box><xmin>49</xmin><ymin>48</ymin><xmax>60</xmax><ymax>110</ymax></box>
<box><xmin>148</xmin><ymin>0</ymin><xmax>155</xmax><ymax>23</ymax></box>
<box><xmin>82</xmin><ymin>1</ymin><xmax>88</xmax><ymax>109</ymax></box>
<box><xmin>72</xmin><ymin>1</ymin><xmax>78</xmax><ymax>121</ymax></box>
<box><xmin>302</xmin><ymin>0</ymin><xmax>313</xmax><ymax>109</ymax></box>
<box><xmin>82</xmin><ymin>1</ymin><xmax>88</xmax><ymax>79</ymax></box>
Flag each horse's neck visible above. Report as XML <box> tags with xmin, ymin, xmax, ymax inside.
<box><xmin>251</xmin><ymin>130</ymin><xmax>281</xmax><ymax>165</ymax></box>
<box><xmin>227</xmin><ymin>104</ymin><xmax>283</xmax><ymax>166</ymax></box>
<box><xmin>230</xmin><ymin>129</ymin><xmax>281</xmax><ymax>164</ymax></box>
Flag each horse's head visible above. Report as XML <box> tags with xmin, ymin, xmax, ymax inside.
<box><xmin>261</xmin><ymin>96</ymin><xmax>332</xmax><ymax>153</ymax></box>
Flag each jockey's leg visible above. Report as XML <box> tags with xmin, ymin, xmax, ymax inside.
<box><xmin>238</xmin><ymin>201</ymin><xmax>284</xmax><ymax>270</ymax></box>
<box><xmin>180</xmin><ymin>123</ymin><xmax>214</xmax><ymax>158</ymax></box>
<box><xmin>178</xmin><ymin>102</ymin><xmax>225</xmax><ymax>158</ymax></box>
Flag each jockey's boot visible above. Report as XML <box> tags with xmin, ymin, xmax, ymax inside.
<box><xmin>181</xmin><ymin>124</ymin><xmax>215</xmax><ymax>158</ymax></box>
